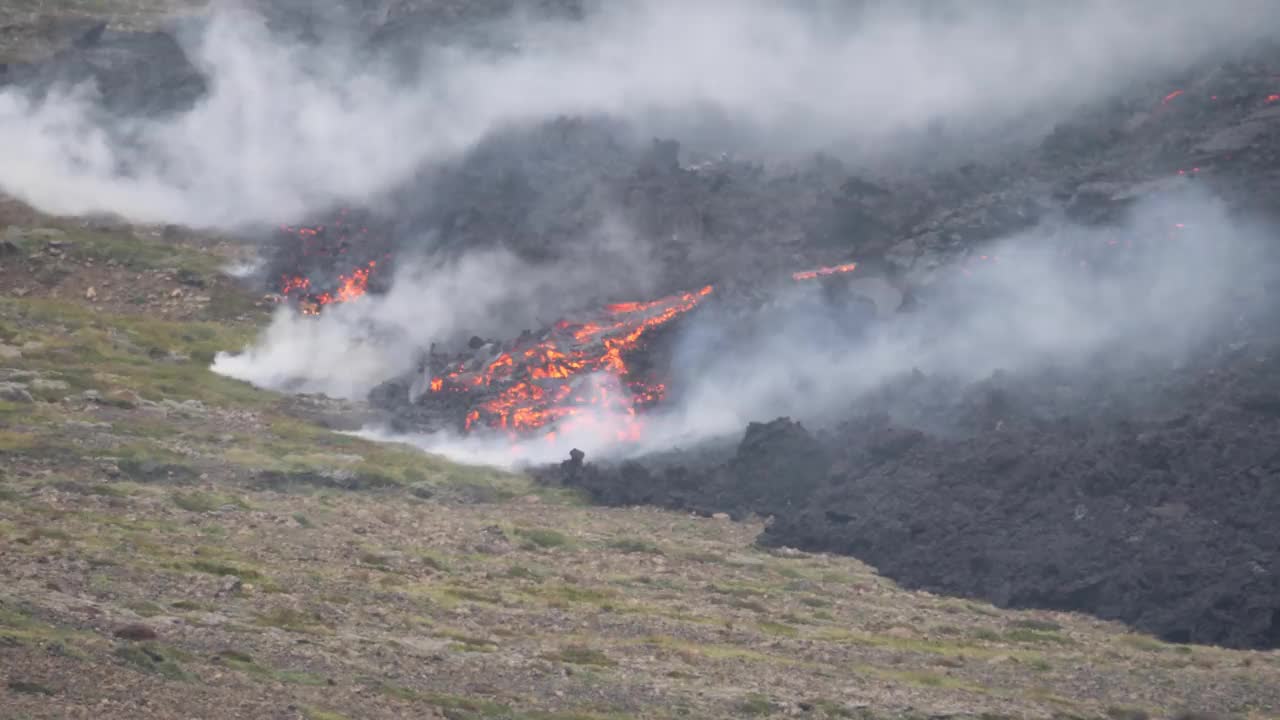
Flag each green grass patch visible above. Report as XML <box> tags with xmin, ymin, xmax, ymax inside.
<box><xmin>1120</xmin><ymin>634</ymin><xmax>1168</xmax><ymax>653</ymax></box>
<box><xmin>502</xmin><ymin>564</ymin><xmax>544</xmax><ymax>581</ymax></box>
<box><xmin>434</xmin><ymin>628</ymin><xmax>498</xmax><ymax>652</ymax></box>
<box><xmin>172</xmin><ymin>491</ymin><xmax>248</xmax><ymax>513</ymax></box>
<box><xmin>1003</xmin><ymin>628</ymin><xmax>1073</xmax><ymax>645</ymax></box>
<box><xmin>114</xmin><ymin>643</ymin><xmax>192</xmax><ymax>681</ymax></box>
<box><xmin>1008</xmin><ymin>618</ymin><xmax>1063</xmax><ymax>632</ymax></box>
<box><xmin>757</xmin><ymin>621</ymin><xmax>800</xmax><ymax>638</ymax></box>
<box><xmin>736</xmin><ymin>693</ymin><xmax>774</xmax><ymax>716</ymax></box>
<box><xmin>255</xmin><ymin>607</ymin><xmax>332</xmax><ymax>635</ymax></box>
<box><xmin>217</xmin><ymin>649</ymin><xmax>328</xmax><ymax>685</ymax></box>
<box><xmin>186</xmin><ymin>560</ymin><xmax>263</xmax><ymax>581</ymax></box>
<box><xmin>128</xmin><ymin>601</ymin><xmax>166</xmax><ymax>618</ymax></box>
<box><xmin>607</xmin><ymin>537</ymin><xmax>664</xmax><ymax>555</ymax></box>
<box><xmin>542</xmin><ymin>645</ymin><xmax>616</xmax><ymax>667</ymax></box>
<box><xmin>6</xmin><ymin>680</ymin><xmax>55</xmax><ymax>696</ymax></box>
<box><xmin>515</xmin><ymin>527</ymin><xmax>571</xmax><ymax>549</ymax></box>
<box><xmin>416</xmin><ymin>550</ymin><xmax>450</xmax><ymax>573</ymax></box>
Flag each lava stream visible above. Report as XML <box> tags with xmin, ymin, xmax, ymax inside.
<box><xmin>429</xmin><ymin>285</ymin><xmax>714</xmax><ymax>439</ymax></box>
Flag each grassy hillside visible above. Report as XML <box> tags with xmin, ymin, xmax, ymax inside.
<box><xmin>2</xmin><ymin>3</ymin><xmax>1280</xmax><ymax>717</ymax></box>
<box><xmin>2</xmin><ymin>206</ymin><xmax>1279</xmax><ymax>720</ymax></box>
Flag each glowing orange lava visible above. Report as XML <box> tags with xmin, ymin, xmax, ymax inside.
<box><xmin>1267</xmin><ymin>94</ymin><xmax>1280</xmax><ymax>104</ymax></box>
<box><xmin>430</xmin><ymin>285</ymin><xmax>714</xmax><ymax>439</ymax></box>
<box><xmin>792</xmin><ymin>262</ymin><xmax>858</xmax><ymax>281</ymax></box>
<box><xmin>1162</xmin><ymin>89</ymin><xmax>1185</xmax><ymax>105</ymax></box>
<box><xmin>279</xmin><ymin>260</ymin><xmax>377</xmax><ymax>315</ymax></box>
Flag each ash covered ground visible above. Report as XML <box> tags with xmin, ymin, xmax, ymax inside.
<box><xmin>5</xmin><ymin>0</ymin><xmax>1280</xmax><ymax>652</ymax></box>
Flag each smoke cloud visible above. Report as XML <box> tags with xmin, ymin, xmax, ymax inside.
<box><xmin>654</xmin><ymin>185</ymin><xmax>1269</xmax><ymax>445</ymax></box>
<box><xmin>355</xmin><ymin>185</ymin><xmax>1273</xmax><ymax>470</ymax></box>
<box><xmin>4</xmin><ymin>2</ymin><xmax>1277</xmax><ymax>468</ymax></box>
<box><xmin>212</xmin><ymin>216</ymin><xmax>660</xmax><ymax>398</ymax></box>
<box><xmin>2</xmin><ymin>1</ymin><xmax>1277</xmax><ymax>227</ymax></box>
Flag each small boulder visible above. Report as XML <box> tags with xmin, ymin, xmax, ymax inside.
<box><xmin>114</xmin><ymin>624</ymin><xmax>158</xmax><ymax>641</ymax></box>
<box><xmin>30</xmin><ymin>379</ymin><xmax>70</xmax><ymax>393</ymax></box>
<box><xmin>0</xmin><ymin>382</ymin><xmax>34</xmax><ymax>403</ymax></box>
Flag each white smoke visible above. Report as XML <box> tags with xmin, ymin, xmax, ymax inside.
<box><xmin>212</xmin><ymin>216</ymin><xmax>659</xmax><ymax>398</ymax></box>
<box><xmin>1</xmin><ymin>1</ymin><xmax>1277</xmax><ymax>226</ymax></box>
<box><xmin>227</xmin><ymin>184</ymin><xmax>1272</xmax><ymax>470</ymax></box>
<box><xmin>3</xmin><ymin>2</ymin><xmax>1276</xmax><ymax>468</ymax></box>
<box><xmin>654</xmin><ymin>185</ymin><xmax>1269</xmax><ymax>444</ymax></box>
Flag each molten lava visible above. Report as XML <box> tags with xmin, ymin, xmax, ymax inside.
<box><xmin>271</xmin><ymin>209</ymin><xmax>391</xmax><ymax>314</ymax></box>
<box><xmin>792</xmin><ymin>262</ymin><xmax>858</xmax><ymax>281</ymax></box>
<box><xmin>427</xmin><ymin>285</ymin><xmax>714</xmax><ymax>439</ymax></box>
<box><xmin>279</xmin><ymin>260</ymin><xmax>377</xmax><ymax>315</ymax></box>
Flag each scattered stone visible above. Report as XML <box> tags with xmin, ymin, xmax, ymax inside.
<box><xmin>0</xmin><ymin>344</ymin><xmax>21</xmax><ymax>360</ymax></box>
<box><xmin>161</xmin><ymin>399</ymin><xmax>208</xmax><ymax>417</ymax></box>
<box><xmin>114</xmin><ymin>624</ymin><xmax>159</xmax><ymax>642</ymax></box>
<box><xmin>176</xmin><ymin>269</ymin><xmax>206</xmax><ymax>288</ymax></box>
<box><xmin>30</xmin><ymin>379</ymin><xmax>70</xmax><ymax>393</ymax></box>
<box><xmin>769</xmin><ymin>547</ymin><xmax>808</xmax><ymax>559</ymax></box>
<box><xmin>101</xmin><ymin>389</ymin><xmax>141</xmax><ymax>409</ymax></box>
<box><xmin>0</xmin><ymin>382</ymin><xmax>34</xmax><ymax>403</ymax></box>
<box><xmin>473</xmin><ymin>525</ymin><xmax>513</xmax><ymax>555</ymax></box>
<box><xmin>217</xmin><ymin>577</ymin><xmax>243</xmax><ymax>597</ymax></box>
<box><xmin>85</xmin><ymin>286</ymin><xmax>97</xmax><ymax>301</ymax></box>
<box><xmin>0</xmin><ymin>370</ymin><xmax>39</xmax><ymax>381</ymax></box>
<box><xmin>64</xmin><ymin>420</ymin><xmax>112</xmax><ymax>431</ymax></box>
<box><xmin>711</xmin><ymin>512</ymin><xmax>731</xmax><ymax>521</ymax></box>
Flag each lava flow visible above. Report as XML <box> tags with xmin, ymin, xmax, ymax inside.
<box><xmin>272</xmin><ymin>209</ymin><xmax>392</xmax><ymax>314</ymax></box>
<box><xmin>792</xmin><ymin>261</ymin><xmax>858</xmax><ymax>281</ymax></box>
<box><xmin>279</xmin><ymin>260</ymin><xmax>377</xmax><ymax>315</ymax></box>
<box><xmin>428</xmin><ymin>285</ymin><xmax>714</xmax><ymax>440</ymax></box>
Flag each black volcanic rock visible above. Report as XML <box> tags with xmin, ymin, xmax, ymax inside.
<box><xmin>1</xmin><ymin>29</ymin><xmax>206</xmax><ymax>118</ymax></box>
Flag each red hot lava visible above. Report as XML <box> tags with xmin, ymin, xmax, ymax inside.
<box><xmin>279</xmin><ymin>260</ymin><xmax>377</xmax><ymax>315</ymax></box>
<box><xmin>792</xmin><ymin>262</ymin><xmax>858</xmax><ymax>281</ymax></box>
<box><xmin>273</xmin><ymin>211</ymin><xmax>389</xmax><ymax>314</ymax></box>
<box><xmin>428</xmin><ymin>285</ymin><xmax>714</xmax><ymax>440</ymax></box>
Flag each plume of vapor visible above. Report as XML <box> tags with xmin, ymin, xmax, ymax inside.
<box><xmin>212</xmin><ymin>217</ymin><xmax>659</xmax><ymax>398</ymax></box>
<box><xmin>2</xmin><ymin>1</ymin><xmax>1277</xmax><ymax>227</ymax></box>
<box><xmin>361</xmin><ymin>186</ymin><xmax>1272</xmax><ymax>470</ymax></box>
<box><xmin>652</xmin><ymin>186</ymin><xmax>1268</xmax><ymax>444</ymax></box>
